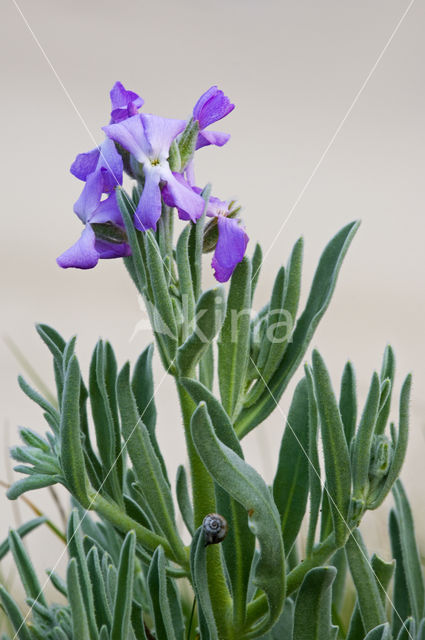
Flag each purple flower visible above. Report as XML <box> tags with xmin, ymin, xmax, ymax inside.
<box><xmin>57</xmin><ymin>172</ymin><xmax>130</xmax><ymax>269</ymax></box>
<box><xmin>206</xmin><ymin>196</ymin><xmax>249</xmax><ymax>283</ymax></box>
<box><xmin>193</xmin><ymin>86</ymin><xmax>234</xmax><ymax>150</ymax></box>
<box><xmin>70</xmin><ymin>138</ymin><xmax>123</xmax><ymax>193</ymax></box>
<box><xmin>103</xmin><ymin>114</ymin><xmax>205</xmax><ymax>231</ymax></box>
<box><xmin>109</xmin><ymin>81</ymin><xmax>144</xmax><ymax>124</ymax></box>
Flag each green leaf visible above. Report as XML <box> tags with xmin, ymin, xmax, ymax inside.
<box><xmin>371</xmin><ymin>553</ymin><xmax>395</xmax><ymax>609</ymax></box>
<box><xmin>396</xmin><ymin>618</ymin><xmax>416</xmax><ymax>640</ymax></box>
<box><xmin>251</xmin><ymin>243</ymin><xmax>263</xmax><ymax>303</ymax></box>
<box><xmin>218</xmin><ymin>257</ymin><xmax>252</xmax><ymax>421</ymax></box>
<box><xmin>176</xmin><ymin>225</ymin><xmax>196</xmax><ymax>342</ymax></box>
<box><xmin>0</xmin><ymin>585</ymin><xmax>32</xmax><ymax>640</ymax></box>
<box><xmin>375</xmin><ymin>345</ymin><xmax>395</xmax><ymax>436</ymax></box>
<box><xmin>191</xmin><ymin>402</ymin><xmax>285</xmax><ymax>636</ymax></box>
<box><xmin>236</xmin><ymin>220</ymin><xmax>360</xmax><ymax>435</ymax></box>
<box><xmin>199</xmin><ymin>342</ymin><xmax>214</xmax><ymax>390</ymax></box>
<box><xmin>345</xmin><ymin>529</ymin><xmax>386</xmax><ymax>632</ymax></box>
<box><xmin>351</xmin><ymin>372</ymin><xmax>380</xmax><ymax>500</ymax></box>
<box><xmin>176</xmin><ymin>465</ymin><xmax>194</xmax><ymax>535</ymax></box>
<box><xmin>304</xmin><ymin>365</ymin><xmax>321</xmax><ymax>556</ymax></box>
<box><xmin>116</xmin><ymin>187</ymin><xmax>147</xmax><ymax>292</ymax></box>
<box><xmin>273</xmin><ymin>378</ymin><xmax>310</xmax><ymax>554</ymax></box>
<box><xmin>8</xmin><ymin>530</ymin><xmax>47</xmax><ymax>607</ymax></box>
<box><xmin>177</xmin><ymin>287</ymin><xmax>226</xmax><ymax>376</ymax></box>
<box><xmin>67</xmin><ymin>558</ymin><xmax>92</xmax><ymax>640</ymax></box>
<box><xmin>258</xmin><ymin>598</ymin><xmax>294</xmax><ymax>639</ymax></box>
<box><xmin>117</xmin><ymin>363</ymin><xmax>185</xmax><ymax>566</ymax></box>
<box><xmin>0</xmin><ymin>517</ymin><xmax>46</xmax><ymax>561</ymax></box>
<box><xmin>148</xmin><ymin>546</ymin><xmax>185</xmax><ymax>640</ymax></box>
<box><xmin>111</xmin><ymin>531</ymin><xmax>136</xmax><ymax>640</ymax></box>
<box><xmin>389</xmin><ymin>509</ymin><xmax>411</xmax><ymax>637</ymax></box>
<box><xmin>312</xmin><ymin>350</ymin><xmax>351</xmax><ymax>545</ymax></box>
<box><xmin>87</xmin><ymin>546</ymin><xmax>112</xmax><ymax>630</ymax></box>
<box><xmin>392</xmin><ymin>480</ymin><xmax>425</xmax><ymax>624</ymax></box>
<box><xmin>364</xmin><ymin>623</ymin><xmax>392</xmax><ymax>640</ymax></box>
<box><xmin>7</xmin><ymin>474</ymin><xmax>58</xmax><ymax>500</ymax></box>
<box><xmin>339</xmin><ymin>361</ymin><xmax>357</xmax><ymax>445</ymax></box>
<box><xmin>18</xmin><ymin>375</ymin><xmax>59</xmax><ymax>426</ymax></box>
<box><xmin>61</xmin><ymin>355</ymin><xmax>91</xmax><ymax>507</ymax></box>
<box><xmin>188</xmin><ymin>184</ymin><xmax>211</xmax><ymax>301</ymax></box>
<box><xmin>190</xmin><ymin>527</ymin><xmax>219</xmax><ymax>640</ymax></box>
<box><xmin>293</xmin><ymin>567</ymin><xmax>338</xmax><ymax>640</ymax></box>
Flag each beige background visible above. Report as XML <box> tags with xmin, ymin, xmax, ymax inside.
<box><xmin>1</xmin><ymin>0</ymin><xmax>425</xmax><ymax>601</ymax></box>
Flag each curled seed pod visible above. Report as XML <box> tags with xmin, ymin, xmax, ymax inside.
<box><xmin>202</xmin><ymin>513</ymin><xmax>228</xmax><ymax>547</ymax></box>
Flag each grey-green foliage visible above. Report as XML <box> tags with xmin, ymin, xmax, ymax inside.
<box><xmin>3</xmin><ymin>218</ymin><xmax>421</xmax><ymax>640</ymax></box>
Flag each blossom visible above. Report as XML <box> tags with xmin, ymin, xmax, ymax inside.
<box><xmin>193</xmin><ymin>85</ymin><xmax>234</xmax><ymax>150</ymax></box>
<box><xmin>109</xmin><ymin>81</ymin><xmax>144</xmax><ymax>124</ymax></box>
<box><xmin>103</xmin><ymin>114</ymin><xmax>205</xmax><ymax>231</ymax></box>
<box><xmin>70</xmin><ymin>138</ymin><xmax>123</xmax><ymax>195</ymax></box>
<box><xmin>57</xmin><ymin>172</ymin><xmax>130</xmax><ymax>269</ymax></box>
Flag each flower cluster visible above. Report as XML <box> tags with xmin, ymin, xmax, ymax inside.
<box><xmin>57</xmin><ymin>82</ymin><xmax>248</xmax><ymax>282</ymax></box>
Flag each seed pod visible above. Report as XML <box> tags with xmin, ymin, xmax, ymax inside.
<box><xmin>202</xmin><ymin>513</ymin><xmax>228</xmax><ymax>546</ymax></box>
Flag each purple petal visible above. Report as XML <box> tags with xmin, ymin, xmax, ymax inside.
<box><xmin>161</xmin><ymin>170</ymin><xmax>204</xmax><ymax>222</ymax></box>
<box><xmin>196</xmin><ymin>130</ymin><xmax>231</xmax><ymax>150</ymax></box>
<box><xmin>57</xmin><ymin>225</ymin><xmax>99</xmax><ymax>269</ymax></box>
<box><xmin>90</xmin><ymin>191</ymin><xmax>124</xmax><ymax>226</ymax></box>
<box><xmin>94</xmin><ymin>237</ymin><xmax>131</xmax><ymax>259</ymax></box>
<box><xmin>212</xmin><ymin>216</ymin><xmax>249</xmax><ymax>283</ymax></box>
<box><xmin>141</xmin><ymin>114</ymin><xmax>186</xmax><ymax>159</ymax></box>
<box><xmin>70</xmin><ymin>148</ymin><xmax>100</xmax><ymax>181</ymax></box>
<box><xmin>110</xmin><ymin>81</ymin><xmax>144</xmax><ymax>123</ymax></box>
<box><xmin>134</xmin><ymin>167</ymin><xmax>162</xmax><ymax>231</ymax></box>
<box><xmin>103</xmin><ymin>115</ymin><xmax>149</xmax><ymax>163</ymax></box>
<box><xmin>73</xmin><ymin>172</ymin><xmax>104</xmax><ymax>223</ymax></box>
<box><xmin>193</xmin><ymin>86</ymin><xmax>234</xmax><ymax>130</ymax></box>
<box><xmin>97</xmin><ymin>138</ymin><xmax>123</xmax><ymax>191</ymax></box>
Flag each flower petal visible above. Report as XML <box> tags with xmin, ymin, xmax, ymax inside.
<box><xmin>134</xmin><ymin>166</ymin><xmax>162</xmax><ymax>231</ymax></box>
<box><xmin>103</xmin><ymin>115</ymin><xmax>149</xmax><ymax>163</ymax></box>
<box><xmin>73</xmin><ymin>172</ymin><xmax>104</xmax><ymax>223</ymax></box>
<box><xmin>212</xmin><ymin>216</ymin><xmax>249</xmax><ymax>283</ymax></box>
<box><xmin>70</xmin><ymin>148</ymin><xmax>99</xmax><ymax>181</ymax></box>
<box><xmin>193</xmin><ymin>86</ymin><xmax>234</xmax><ymax>130</ymax></box>
<box><xmin>94</xmin><ymin>238</ymin><xmax>131</xmax><ymax>259</ymax></box>
<box><xmin>90</xmin><ymin>191</ymin><xmax>124</xmax><ymax>226</ymax></box>
<box><xmin>141</xmin><ymin>114</ymin><xmax>186</xmax><ymax>159</ymax></box>
<box><xmin>196</xmin><ymin>130</ymin><xmax>231</xmax><ymax>150</ymax></box>
<box><xmin>161</xmin><ymin>170</ymin><xmax>204</xmax><ymax>222</ymax></box>
<box><xmin>56</xmin><ymin>225</ymin><xmax>99</xmax><ymax>269</ymax></box>
<box><xmin>97</xmin><ymin>138</ymin><xmax>123</xmax><ymax>191</ymax></box>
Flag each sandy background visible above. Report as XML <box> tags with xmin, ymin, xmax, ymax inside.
<box><xmin>1</xmin><ymin>0</ymin><xmax>424</xmax><ymax>602</ymax></box>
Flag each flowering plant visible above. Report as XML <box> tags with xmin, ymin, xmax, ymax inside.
<box><xmin>1</xmin><ymin>83</ymin><xmax>422</xmax><ymax>640</ymax></box>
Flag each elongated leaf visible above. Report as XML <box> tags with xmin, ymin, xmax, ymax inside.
<box><xmin>258</xmin><ymin>598</ymin><xmax>294</xmax><ymax>640</ymax></box>
<box><xmin>0</xmin><ymin>517</ymin><xmax>46</xmax><ymax>561</ymax></box>
<box><xmin>8</xmin><ymin>530</ymin><xmax>47</xmax><ymax>607</ymax></box>
<box><xmin>111</xmin><ymin>531</ymin><xmax>136</xmax><ymax>640</ymax></box>
<box><xmin>312</xmin><ymin>350</ymin><xmax>351</xmax><ymax>544</ymax></box>
<box><xmin>199</xmin><ymin>342</ymin><xmax>214</xmax><ymax>390</ymax></box>
<box><xmin>18</xmin><ymin>375</ymin><xmax>59</xmax><ymax>425</ymax></box>
<box><xmin>191</xmin><ymin>402</ymin><xmax>285</xmax><ymax>636</ymax></box>
<box><xmin>304</xmin><ymin>365</ymin><xmax>321</xmax><ymax>556</ymax></box>
<box><xmin>417</xmin><ymin>619</ymin><xmax>425</xmax><ymax>640</ymax></box>
<box><xmin>117</xmin><ymin>363</ymin><xmax>185</xmax><ymax>565</ymax></box>
<box><xmin>61</xmin><ymin>356</ymin><xmax>91</xmax><ymax>507</ymax></box>
<box><xmin>364</xmin><ymin>623</ymin><xmax>392</xmax><ymax>640</ymax></box>
<box><xmin>7</xmin><ymin>474</ymin><xmax>57</xmax><ymax>500</ymax></box>
<box><xmin>236</xmin><ymin>220</ymin><xmax>360</xmax><ymax>435</ymax></box>
<box><xmin>188</xmin><ymin>184</ymin><xmax>211</xmax><ymax>300</ymax></box>
<box><xmin>273</xmin><ymin>378</ymin><xmax>309</xmax><ymax>554</ymax></box>
<box><xmin>371</xmin><ymin>553</ymin><xmax>395</xmax><ymax>608</ymax></box>
<box><xmin>375</xmin><ymin>345</ymin><xmax>395</xmax><ymax>435</ymax></box>
<box><xmin>293</xmin><ymin>567</ymin><xmax>338</xmax><ymax>640</ymax></box>
<box><xmin>345</xmin><ymin>529</ymin><xmax>386</xmax><ymax>632</ymax></box>
<box><xmin>67</xmin><ymin>558</ymin><xmax>91</xmax><ymax>640</ymax></box>
<box><xmin>396</xmin><ymin>618</ymin><xmax>416</xmax><ymax>640</ymax></box>
<box><xmin>176</xmin><ymin>465</ymin><xmax>194</xmax><ymax>535</ymax></box>
<box><xmin>0</xmin><ymin>586</ymin><xmax>31</xmax><ymax>640</ymax></box>
<box><xmin>339</xmin><ymin>361</ymin><xmax>357</xmax><ymax>445</ymax></box>
<box><xmin>251</xmin><ymin>243</ymin><xmax>263</xmax><ymax>302</ymax></box>
<box><xmin>177</xmin><ymin>287</ymin><xmax>226</xmax><ymax>376</ymax></box>
<box><xmin>351</xmin><ymin>372</ymin><xmax>380</xmax><ymax>499</ymax></box>
<box><xmin>87</xmin><ymin>546</ymin><xmax>112</xmax><ymax>630</ymax></box>
<box><xmin>117</xmin><ymin>187</ymin><xmax>147</xmax><ymax>292</ymax></box>
<box><xmin>148</xmin><ymin>546</ymin><xmax>184</xmax><ymax>640</ymax></box>
<box><xmin>218</xmin><ymin>257</ymin><xmax>252</xmax><ymax>421</ymax></box>
<box><xmin>389</xmin><ymin>509</ymin><xmax>411</xmax><ymax>636</ymax></box>
<box><xmin>392</xmin><ymin>480</ymin><xmax>424</xmax><ymax>624</ymax></box>
<box><xmin>176</xmin><ymin>225</ymin><xmax>196</xmax><ymax>342</ymax></box>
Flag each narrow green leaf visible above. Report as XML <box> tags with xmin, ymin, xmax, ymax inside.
<box><xmin>345</xmin><ymin>529</ymin><xmax>386</xmax><ymax>632</ymax></box>
<box><xmin>176</xmin><ymin>225</ymin><xmax>196</xmax><ymax>342</ymax></box>
<box><xmin>304</xmin><ymin>365</ymin><xmax>321</xmax><ymax>556</ymax></box>
<box><xmin>273</xmin><ymin>378</ymin><xmax>310</xmax><ymax>554</ymax></box>
<box><xmin>392</xmin><ymin>480</ymin><xmax>424</xmax><ymax>624</ymax></box>
<box><xmin>371</xmin><ymin>553</ymin><xmax>395</xmax><ymax>608</ymax></box>
<box><xmin>351</xmin><ymin>372</ymin><xmax>380</xmax><ymax>499</ymax></box>
<box><xmin>87</xmin><ymin>546</ymin><xmax>112</xmax><ymax>630</ymax></box>
<box><xmin>0</xmin><ymin>585</ymin><xmax>31</xmax><ymax>640</ymax></box>
<box><xmin>199</xmin><ymin>342</ymin><xmax>214</xmax><ymax>391</ymax></box>
<box><xmin>293</xmin><ymin>567</ymin><xmax>338</xmax><ymax>640</ymax></box>
<box><xmin>148</xmin><ymin>546</ymin><xmax>184</xmax><ymax>640</ymax></box>
<box><xmin>177</xmin><ymin>287</ymin><xmax>226</xmax><ymax>376</ymax></box>
<box><xmin>364</xmin><ymin>623</ymin><xmax>392</xmax><ymax>640</ymax></box>
<box><xmin>190</xmin><ymin>527</ymin><xmax>219</xmax><ymax>640</ymax></box>
<box><xmin>188</xmin><ymin>184</ymin><xmax>211</xmax><ymax>300</ymax></box>
<box><xmin>312</xmin><ymin>350</ymin><xmax>351</xmax><ymax>545</ymax></box>
<box><xmin>47</xmin><ymin>569</ymin><xmax>68</xmax><ymax>597</ymax></box>
<box><xmin>389</xmin><ymin>509</ymin><xmax>411</xmax><ymax>636</ymax></box>
<box><xmin>191</xmin><ymin>402</ymin><xmax>285</xmax><ymax>636</ymax></box>
<box><xmin>7</xmin><ymin>474</ymin><xmax>57</xmax><ymax>500</ymax></box>
<box><xmin>18</xmin><ymin>375</ymin><xmax>59</xmax><ymax>425</ymax></box>
<box><xmin>258</xmin><ymin>598</ymin><xmax>294</xmax><ymax>640</ymax></box>
<box><xmin>218</xmin><ymin>256</ymin><xmax>252</xmax><ymax>421</ymax></box>
<box><xmin>61</xmin><ymin>356</ymin><xmax>91</xmax><ymax>507</ymax></box>
<box><xmin>251</xmin><ymin>243</ymin><xmax>263</xmax><ymax>303</ymax></box>
<box><xmin>375</xmin><ymin>345</ymin><xmax>395</xmax><ymax>435</ymax></box>
<box><xmin>67</xmin><ymin>558</ymin><xmax>91</xmax><ymax>640</ymax></box>
<box><xmin>111</xmin><ymin>531</ymin><xmax>136</xmax><ymax>640</ymax></box>
<box><xmin>116</xmin><ymin>187</ymin><xmax>147</xmax><ymax>292</ymax></box>
<box><xmin>236</xmin><ymin>220</ymin><xmax>360</xmax><ymax>435</ymax></box>
<box><xmin>396</xmin><ymin>618</ymin><xmax>416</xmax><ymax>640</ymax></box>
<box><xmin>8</xmin><ymin>530</ymin><xmax>47</xmax><ymax>607</ymax></box>
<box><xmin>417</xmin><ymin>619</ymin><xmax>425</xmax><ymax>640</ymax></box>
<box><xmin>176</xmin><ymin>465</ymin><xmax>194</xmax><ymax>535</ymax></box>
<box><xmin>339</xmin><ymin>362</ymin><xmax>357</xmax><ymax>445</ymax></box>
<box><xmin>0</xmin><ymin>517</ymin><xmax>46</xmax><ymax>561</ymax></box>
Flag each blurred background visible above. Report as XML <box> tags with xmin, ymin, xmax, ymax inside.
<box><xmin>1</xmin><ymin>0</ymin><xmax>424</xmax><ymax>613</ymax></box>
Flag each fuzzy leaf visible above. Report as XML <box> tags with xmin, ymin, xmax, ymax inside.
<box><xmin>339</xmin><ymin>361</ymin><xmax>357</xmax><ymax>445</ymax></box>
<box><xmin>8</xmin><ymin>530</ymin><xmax>47</xmax><ymax>607</ymax></box>
<box><xmin>364</xmin><ymin>623</ymin><xmax>392</xmax><ymax>640</ymax></box>
<box><xmin>67</xmin><ymin>558</ymin><xmax>92</xmax><ymax>640</ymax></box>
<box><xmin>148</xmin><ymin>546</ymin><xmax>184</xmax><ymax>640</ymax></box>
<box><xmin>351</xmin><ymin>372</ymin><xmax>380</xmax><ymax>499</ymax></box>
<box><xmin>0</xmin><ymin>586</ymin><xmax>31</xmax><ymax>640</ymax></box>
<box><xmin>293</xmin><ymin>567</ymin><xmax>338</xmax><ymax>640</ymax></box>
<box><xmin>176</xmin><ymin>465</ymin><xmax>194</xmax><ymax>535</ymax></box>
<box><xmin>111</xmin><ymin>531</ymin><xmax>136</xmax><ymax>640</ymax></box>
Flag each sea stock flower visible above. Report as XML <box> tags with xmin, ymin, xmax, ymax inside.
<box><xmin>103</xmin><ymin>114</ymin><xmax>205</xmax><ymax>230</ymax></box>
<box><xmin>193</xmin><ymin>85</ymin><xmax>235</xmax><ymax>150</ymax></box>
<box><xmin>57</xmin><ymin>171</ymin><xmax>130</xmax><ymax>269</ymax></box>
<box><xmin>109</xmin><ymin>81</ymin><xmax>144</xmax><ymax>124</ymax></box>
